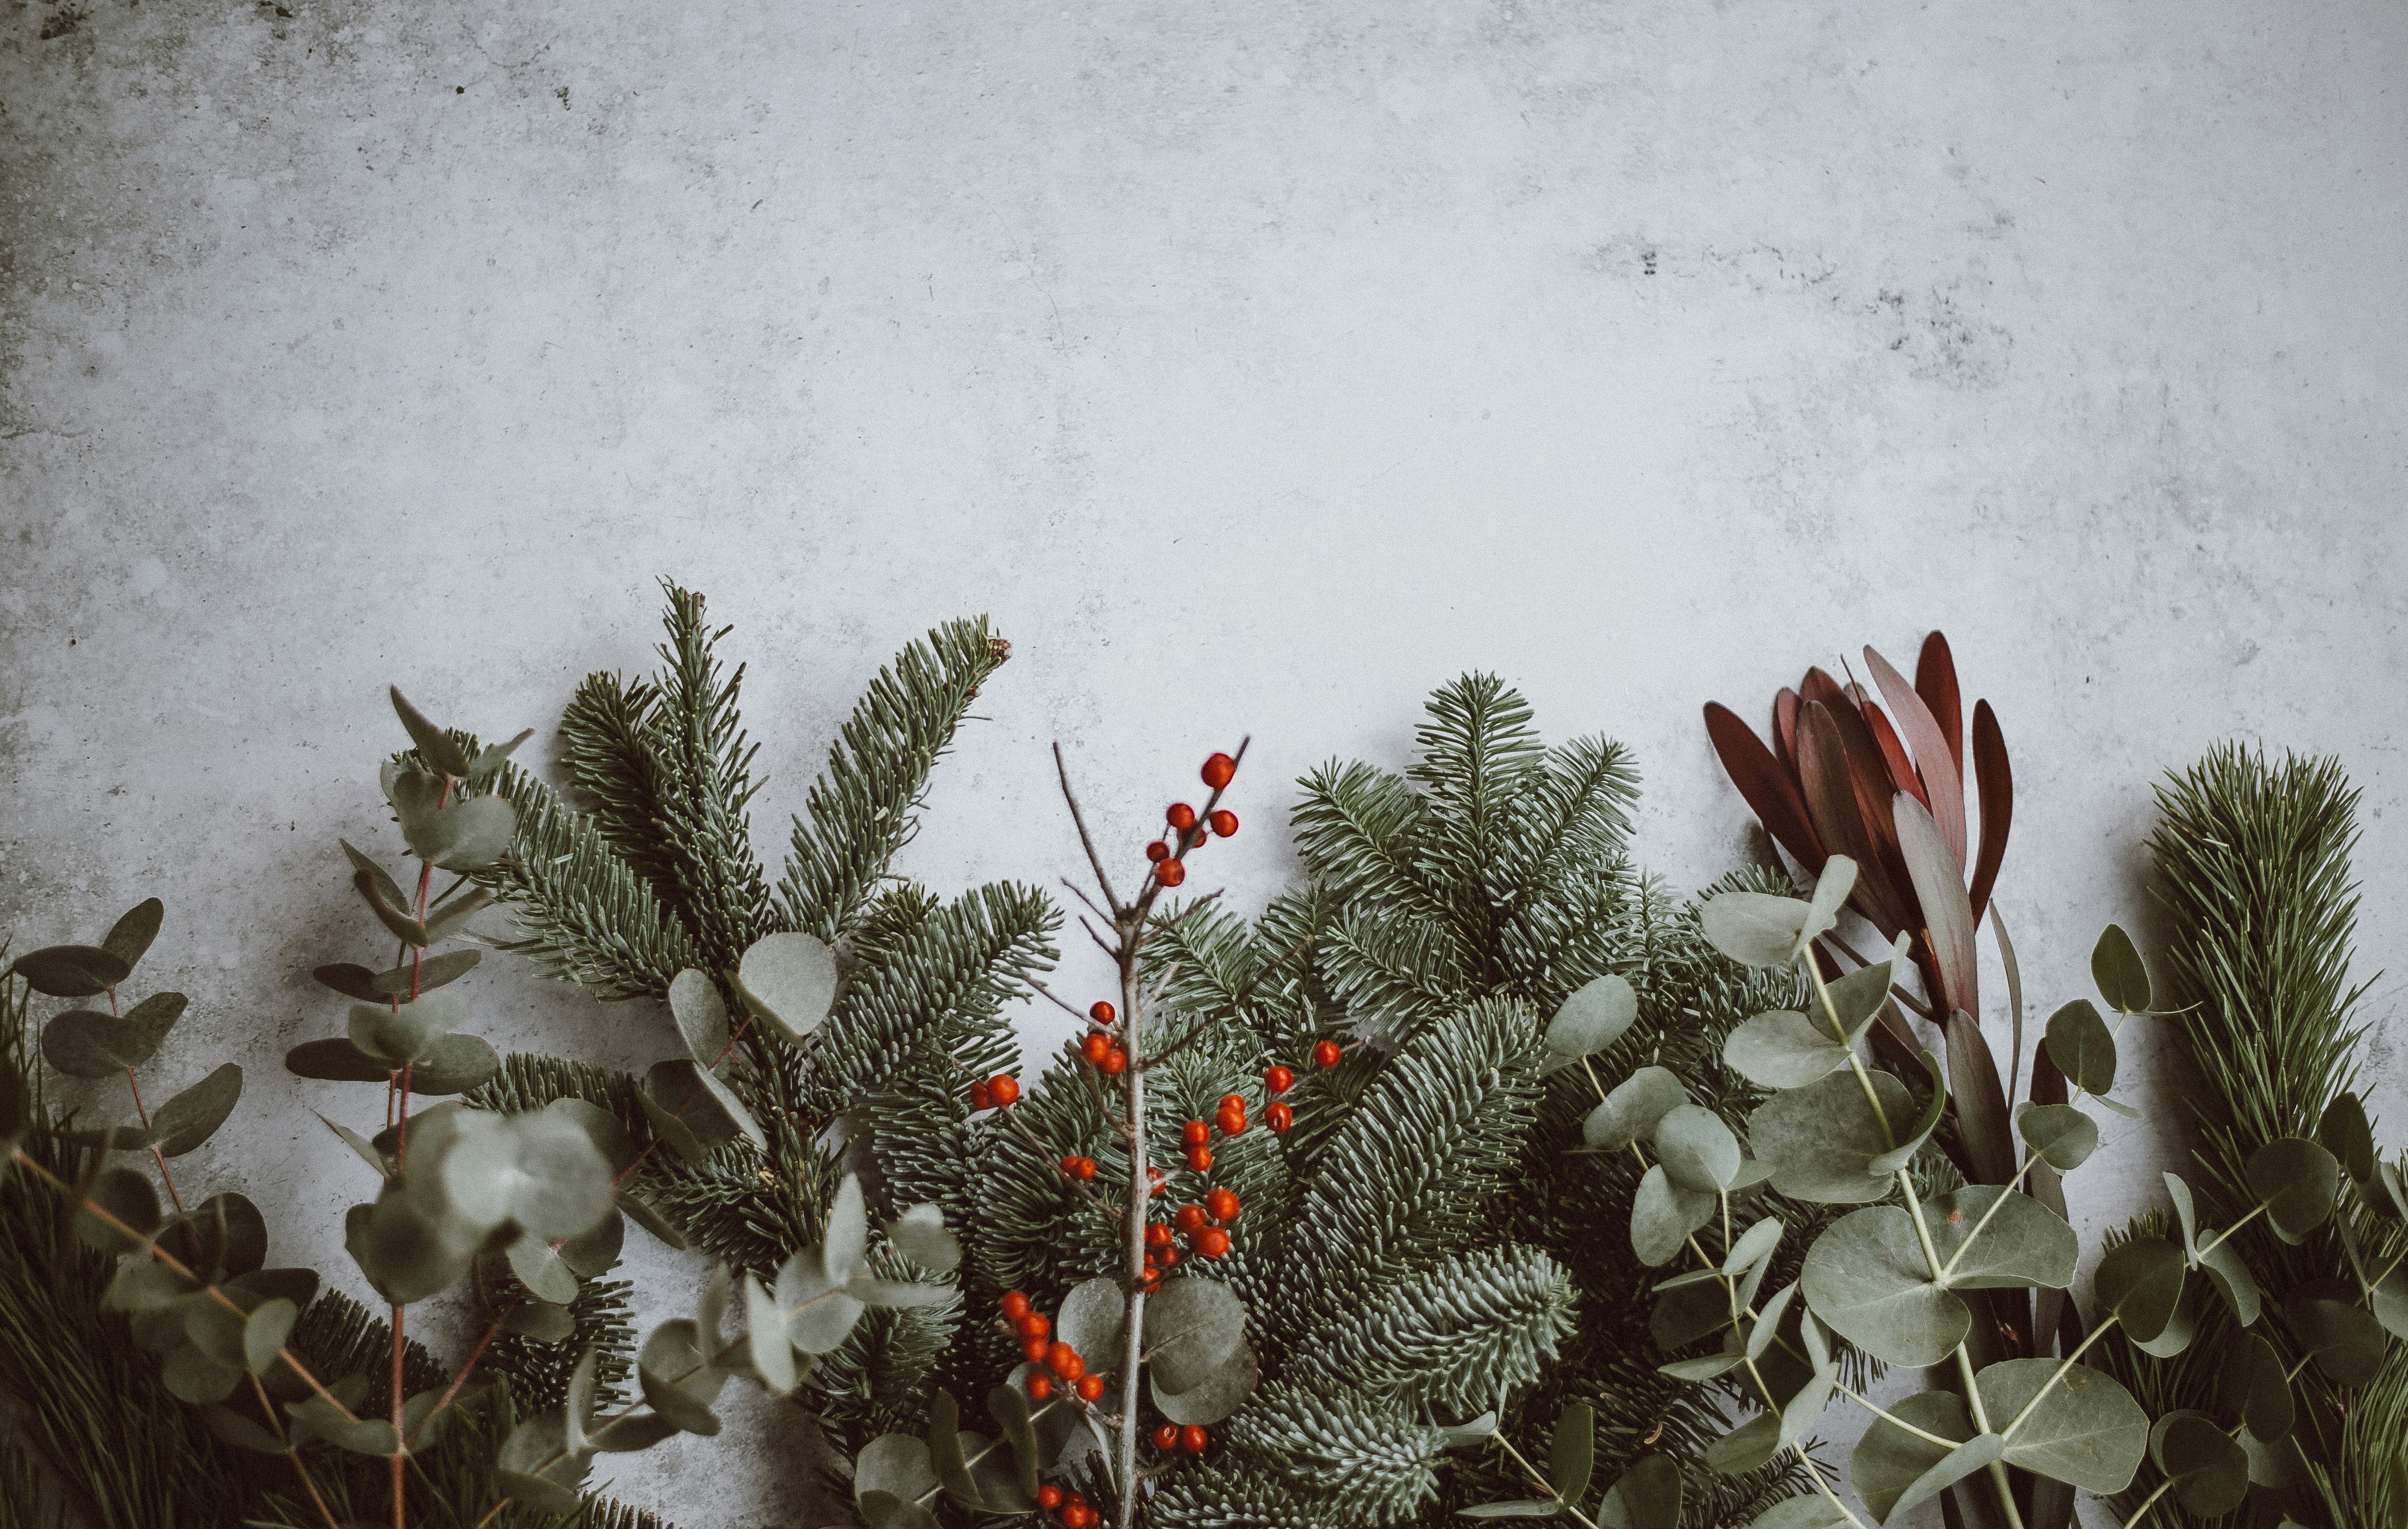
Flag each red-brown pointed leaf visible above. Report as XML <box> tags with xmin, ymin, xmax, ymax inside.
<box><xmin>1944</xmin><ymin>1008</ymin><xmax>2017</xmax><ymax>1185</ymax></box>
<box><xmin>1703</xmin><ymin>703</ymin><xmax>1824</xmax><ymax>870</ymax></box>
<box><xmin>1801</xmin><ymin>667</ymin><xmax>1849</xmax><ymax>713</ymax></box>
<box><xmin>1820</xmin><ymin>695</ymin><xmax>1920</xmax><ymax>936</ymax></box>
<box><xmin>1772</xmin><ymin>689</ymin><xmax>1800</xmax><ymax>774</ymax></box>
<box><xmin>1916</xmin><ymin>633</ymin><xmax>1964</xmax><ymax>777</ymax></box>
<box><xmin>1865</xmin><ymin>644</ymin><xmax>1966</xmax><ymax>865</ymax></box>
<box><xmin>1895</xmin><ymin>791</ymin><xmax>1978</xmax><ymax>1020</ymax></box>
<box><xmin>1861</xmin><ymin>700</ymin><xmax>1929</xmax><ymax>808</ymax></box>
<box><xmin>1967</xmin><ymin>701</ymin><xmax>2013</xmax><ymax>924</ymax></box>
<box><xmin>1794</xmin><ymin>702</ymin><xmax>1907</xmax><ymax>936</ymax></box>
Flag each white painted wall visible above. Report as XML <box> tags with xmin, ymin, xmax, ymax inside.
<box><xmin>3</xmin><ymin>2</ymin><xmax>2403</xmax><ymax>1522</ymax></box>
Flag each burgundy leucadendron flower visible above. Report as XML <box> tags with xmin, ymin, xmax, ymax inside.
<box><xmin>1703</xmin><ymin>632</ymin><xmax>2019</xmax><ymax>1184</ymax></box>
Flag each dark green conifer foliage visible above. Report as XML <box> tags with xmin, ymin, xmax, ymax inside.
<box><xmin>460</xmin><ymin>584</ymin><xmax>1059</xmax><ymax>1470</ymax></box>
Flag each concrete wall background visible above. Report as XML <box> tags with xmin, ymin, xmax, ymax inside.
<box><xmin>3</xmin><ymin>2</ymin><xmax>2404</xmax><ymax>1524</ymax></box>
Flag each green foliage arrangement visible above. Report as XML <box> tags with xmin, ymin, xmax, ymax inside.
<box><xmin>2092</xmin><ymin>746</ymin><xmax>2408</xmax><ymax>1528</ymax></box>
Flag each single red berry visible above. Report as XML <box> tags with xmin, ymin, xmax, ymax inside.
<box><xmin>1148</xmin><ymin>1166</ymin><xmax>1168</xmax><ymax>1195</ymax></box>
<box><xmin>989</xmin><ymin>1075</ymin><xmax>1022</xmax><ymax>1106</ymax></box>
<box><xmin>1208</xmin><ymin>809</ymin><xmax>1238</xmax><ymax>838</ymax></box>
<box><xmin>1037</xmin><ymin>1485</ymin><xmax>1064</xmax><ymax>1511</ymax></box>
<box><xmin>1080</xmin><ymin>1033</ymin><xmax>1110</xmax><ymax>1065</ymax></box>
<box><xmin>1000</xmin><ymin>1290</ymin><xmax>1031</xmax><ymax>1319</ymax></box>
<box><xmin>1185</xmin><ymin>1144</ymin><xmax>1213</xmax><ymax>1172</ymax></box>
<box><xmin>1027</xmin><ymin>1372</ymin><xmax>1053</xmax><ymax>1400</ymax></box>
<box><xmin>1312</xmin><ymin>1039</ymin><xmax>1342</xmax><ymax>1070</ymax></box>
<box><xmin>1066</xmin><ymin>1495</ymin><xmax>1087</xmax><ymax>1512</ymax></box>
<box><xmin>1156</xmin><ymin>858</ymin><xmax>1187</xmax><ymax>888</ymax></box>
<box><xmin>1155</xmin><ymin>1424</ymin><xmax>1181</xmax><ymax>1452</ymax></box>
<box><xmin>1174</xmin><ymin>1203</ymin><xmax>1207</xmax><ymax>1235</ymax></box>
<box><xmin>1181</xmin><ymin>1424</ymin><xmax>1209</xmax><ymax>1454</ymax></box>
<box><xmin>1090</xmin><ymin>999</ymin><xmax>1117</xmax><ymax>1024</ymax></box>
<box><xmin>1206</xmin><ymin>1187</ymin><xmax>1241</xmax><ymax>1223</ymax></box>
<box><xmin>1215</xmin><ymin>1107</ymin><xmax>1246</xmax><ymax>1137</ymax></box>
<box><xmin>1025</xmin><ymin>1334</ymin><xmax>1050</xmax><ymax>1362</ymax></box>
<box><xmin>1062</xmin><ymin>1505</ymin><xmax>1092</xmax><ymax>1529</ymax></box>
<box><xmin>1156</xmin><ymin>1243</ymin><xmax>1181</xmax><ymax>1267</ymax></box>
<box><xmin>1143</xmin><ymin>1247</ymin><xmax>1161</xmax><ymax>1269</ymax></box>
<box><xmin>969</xmin><ymin>1081</ymin><xmax>993</xmax><ymax>1111</ymax></box>
<box><xmin>1101</xmin><ymin>1046</ymin><xmax>1128</xmax><ymax>1075</ymax></box>
<box><xmin>1266</xmin><ymin>1100</ymin><xmax>1294</xmax><ymax>1133</ymax></box>
<box><xmin>1202</xmin><ymin>753</ymin><xmax>1236</xmax><ymax>789</ymax></box>
<box><xmin>1145</xmin><ymin>840</ymin><xmax>1170</xmax><ymax>863</ymax></box>
<box><xmin>1218</xmin><ymin>1093</ymin><xmax>1246</xmax><ymax>1114</ymax></box>
<box><xmin>1182</xmin><ymin>1119</ymin><xmax>1211</xmax><ymax>1148</ymax></box>
<box><xmin>1048</xmin><ymin>1341</ymin><xmax>1082</xmax><ymax>1379</ymax></box>
<box><xmin>1196</xmin><ymin>1227</ymin><xmax>1231</xmax><ymax>1259</ymax></box>
<box><xmin>1265</xmin><ymin>1065</ymin><xmax>1295</xmax><ymax>1094</ymax></box>
<box><xmin>1146</xmin><ymin>1221</ymin><xmax>1174</xmax><ymax>1247</ymax></box>
<box><xmin>1166</xmin><ymin>802</ymin><xmax>1198</xmax><ymax>832</ymax></box>
<box><xmin>1077</xmin><ymin>1373</ymin><xmax>1105</xmax><ymax>1401</ymax></box>
<box><xmin>1017</xmin><ymin>1312</ymin><xmax>1051</xmax><ymax>1341</ymax></box>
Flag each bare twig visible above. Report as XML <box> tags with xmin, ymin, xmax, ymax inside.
<box><xmin>1054</xmin><ymin>743</ymin><xmax>1125</xmax><ymax>915</ymax></box>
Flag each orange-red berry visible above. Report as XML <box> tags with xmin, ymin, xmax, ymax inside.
<box><xmin>1166</xmin><ymin>803</ymin><xmax>1197</xmax><ymax>832</ymax></box>
<box><xmin>1145</xmin><ymin>840</ymin><xmax>1170</xmax><ymax>863</ymax></box>
<box><xmin>1102</xmin><ymin>1047</ymin><xmax>1128</xmax><ymax>1075</ymax></box>
<box><xmin>1157</xmin><ymin>858</ymin><xmax>1186</xmax><ymax>888</ymax></box>
<box><xmin>1062</xmin><ymin>1506</ymin><xmax>1093</xmax><ymax>1529</ymax></box>
<box><xmin>1048</xmin><ymin>1342</ymin><xmax>1082</xmax><ymax>1379</ymax></box>
<box><xmin>1156</xmin><ymin>1244</ymin><xmax>1180</xmax><ymax>1268</ymax></box>
<box><xmin>1090</xmin><ymin>1000</ymin><xmax>1117</xmax><ymax>1024</ymax></box>
<box><xmin>1081</xmin><ymin>1032</ymin><xmax>1111</xmax><ymax>1064</ymax></box>
<box><xmin>1023</xmin><ymin>1335</ymin><xmax>1050</xmax><ymax>1363</ymax></box>
<box><xmin>1000</xmin><ymin>1291</ymin><xmax>1031</xmax><ymax>1319</ymax></box>
<box><xmin>1037</xmin><ymin>1485</ymin><xmax>1064</xmax><ymax>1510</ymax></box>
<box><xmin>1185</xmin><ymin>1145</ymin><xmax>1213</xmax><ymax>1172</ymax></box>
<box><xmin>1219</xmin><ymin>1094</ymin><xmax>1246</xmax><ymax>1114</ymax></box>
<box><xmin>1155</xmin><ymin>1424</ymin><xmax>1180</xmax><ymax>1451</ymax></box>
<box><xmin>1196</xmin><ymin>1227</ymin><xmax>1231</xmax><ymax>1259</ymax></box>
<box><xmin>1208</xmin><ymin>809</ymin><xmax>1238</xmax><ymax>838</ymax></box>
<box><xmin>1147</xmin><ymin>1221</ymin><xmax>1175</xmax><ymax>1247</ymax></box>
<box><xmin>1017</xmin><ymin>1312</ymin><xmax>1051</xmax><ymax>1341</ymax></box>
<box><xmin>1206</xmin><ymin>1187</ymin><xmax>1241</xmax><ymax>1223</ymax></box>
<box><xmin>1215</xmin><ymin>1107</ymin><xmax>1246</xmax><ymax>1137</ymax></box>
<box><xmin>1312</xmin><ymin>1039</ymin><xmax>1342</xmax><ymax>1070</ymax></box>
<box><xmin>1202</xmin><ymin>753</ymin><xmax>1236</xmax><ymax>789</ymax></box>
<box><xmin>1027</xmin><ymin>1373</ymin><xmax>1053</xmax><ymax>1400</ymax></box>
<box><xmin>1181</xmin><ymin>1424</ymin><xmax>1209</xmax><ymax>1454</ymax></box>
<box><xmin>1265</xmin><ymin>1065</ymin><xmax>1294</xmax><ymax>1094</ymax></box>
<box><xmin>969</xmin><ymin>1082</ymin><xmax>993</xmax><ymax>1111</ymax></box>
<box><xmin>1182</xmin><ymin>1119</ymin><xmax>1211</xmax><ymax>1148</ymax></box>
<box><xmin>1077</xmin><ymin>1373</ymin><xmax>1105</xmax><ymax>1401</ymax></box>
<box><xmin>1267</xmin><ymin>1100</ymin><xmax>1294</xmax><ymax>1133</ymax></box>
<box><xmin>989</xmin><ymin>1075</ymin><xmax>1022</xmax><ymax>1106</ymax></box>
<box><xmin>1174</xmin><ymin>1203</ymin><xmax>1207</xmax><ymax>1235</ymax></box>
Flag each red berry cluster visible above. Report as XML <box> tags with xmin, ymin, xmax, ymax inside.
<box><xmin>1139</xmin><ymin>1184</ymin><xmax>1241</xmax><ymax>1288</ymax></box>
<box><xmin>1076</xmin><ymin>999</ymin><xmax>1129</xmax><ymax>1076</ymax></box>
<box><xmin>1146</xmin><ymin>753</ymin><xmax>1242</xmax><ymax>890</ymax></box>
<box><xmin>968</xmin><ymin>1073</ymin><xmax>1022</xmax><ymax>1112</ymax></box>
<box><xmin>1153</xmin><ymin>1422</ymin><xmax>1211</xmax><ymax>1456</ymax></box>
<box><xmin>1035</xmin><ymin>1484</ymin><xmax>1096</xmax><ymax>1527</ymax></box>
<box><xmin>998</xmin><ymin>1290</ymin><xmax>1109</xmax><ymax>1406</ymax></box>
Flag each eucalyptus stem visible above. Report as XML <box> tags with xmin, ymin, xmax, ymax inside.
<box><xmin>1489</xmin><ymin>1431</ymin><xmax>1603</xmax><ymax>1529</ymax></box>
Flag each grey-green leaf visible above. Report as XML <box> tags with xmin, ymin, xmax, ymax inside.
<box><xmin>1548</xmin><ymin>976</ymin><xmax>1637</xmax><ymax>1059</ymax></box>
<box><xmin>2017</xmin><ymin>1104</ymin><xmax>2098</xmax><ymax>1171</ymax></box>
<box><xmin>1654</xmin><ymin>1105</ymin><xmax>1741</xmax><ymax>1193</ymax></box>
<box><xmin>1703</xmin><ymin>1411</ymin><xmax>1780</xmax><ymax>1475</ymax></box>
<box><xmin>1142</xmin><ymin>1277</ymin><xmax>1246</xmax><ymax>1394</ymax></box>
<box><xmin>885</xmin><ymin>1202</ymin><xmax>961</xmax><ymax>1273</ymax></box>
<box><xmin>1698</xmin><ymin>892</ymin><xmax>1814</xmax><ymax>969</ymax></box>
<box><xmin>2042</xmin><ymin>1000</ymin><xmax>2116</xmax><ymax>1096</ymax></box>
<box><xmin>2094</xmin><ymin>1237</ymin><xmax>2186</xmax><ymax>1343</ymax></box>
<box><xmin>1584</xmin><ymin>1067</ymin><xmax>1690</xmax><ymax>1152</ymax></box>
<box><xmin>2150</xmin><ymin>1410</ymin><xmax>2249</xmax><ymax>1517</ymax></box>
<box><xmin>1058</xmin><ymin>1276</ymin><xmax>1124</xmax><ymax>1364</ymax></box>
<box><xmin>1547</xmin><ymin>1401</ymin><xmax>1594</xmax><ymax>1503</ymax></box>
<box><xmin>1631</xmin><ymin>1164</ymin><xmax>1715</xmax><ymax>1268</ymax></box>
<box><xmin>2246</xmin><ymin>1137</ymin><xmax>2341</xmax><ymax>1243</ymax></box>
<box><xmin>1975</xmin><ymin>1359</ymin><xmax>2147</xmax><ymax>1491</ymax></box>
<box><xmin>1852</xmin><ymin>1390</ymin><xmax>1974</xmax><ymax>1522</ymax></box>
<box><xmin>1724</xmin><ymin>1010</ymin><xmax>1850</xmax><ymax>1091</ymax></box>
<box><xmin>1799</xmin><ymin>1206</ymin><xmax>1970</xmax><ymax>1367</ymax></box>
<box><xmin>2090</xmin><ymin>924</ymin><xmax>2150</xmax><ymax>1014</ymax></box>
<box><xmin>41</xmin><ymin>992</ymin><xmax>188</xmax><ymax>1077</ymax></box>
<box><xmin>667</xmin><ymin>969</ymin><xmax>731</xmax><ymax>1066</ymax></box>
<box><xmin>734</xmin><ymin>931</ymin><xmax>840</xmax><ymax>1043</ymax></box>
<box><xmin>1747</xmin><ymin>1069</ymin><xmax>1914</xmax><ymax>1204</ymax></box>
<box><xmin>1151</xmin><ymin>1338</ymin><xmax>1257</xmax><ymax>1425</ymax></box>
<box><xmin>151</xmin><ymin>1063</ymin><xmax>244</xmax><ymax>1157</ymax></box>
<box><xmin>1599</xmin><ymin>1453</ymin><xmax>1681</xmax><ymax>1529</ymax></box>
<box><xmin>1926</xmin><ymin>1185</ymin><xmax>2078</xmax><ymax>1291</ymax></box>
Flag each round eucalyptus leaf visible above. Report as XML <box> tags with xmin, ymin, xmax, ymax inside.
<box><xmin>1651</xmin><ymin>1278</ymin><xmax>1734</xmax><ymax>1352</ymax></box>
<box><xmin>2090</xmin><ymin>925</ymin><xmax>2151</xmax><ymax>1014</ymax></box>
<box><xmin>926</xmin><ymin>1389</ymin><xmax>981</xmax><ymax>1509</ymax></box>
<box><xmin>1887</xmin><ymin>1433</ymin><xmax>2005</xmax><ymax>1525</ymax></box>
<box><xmin>1866</xmin><ymin>1049</ymin><xmax>1947</xmax><ymax>1176</ymax></box>
<box><xmin>1631</xmin><ymin>1164</ymin><xmax>1716</xmax><ymax>1268</ymax></box>
<box><xmin>735</xmin><ymin>931</ymin><xmax>841</xmax><ymax>1044</ymax></box>
<box><xmin>745</xmin><ymin>1272</ymin><xmax>798</xmax><ymax>1397</ymax></box>
<box><xmin>2371</xmin><ymin>1266</ymin><xmax>2408</xmax><ymax>1343</ymax></box>
<box><xmin>1659</xmin><ymin>1351</ymin><xmax>1747</xmax><ymax>1382</ymax></box>
<box><xmin>494</xmin><ymin>1409</ymin><xmax>591</xmax><ymax>1514</ymax></box>
<box><xmin>1747</xmin><ymin>1068</ymin><xmax>1914</xmax><ymax>1204</ymax></box>
<box><xmin>2042</xmin><ymin>1001</ymin><xmax>2117</xmax><ymax>1096</ymax></box>
<box><xmin>778</xmin><ymin>1247</ymin><xmax>868</xmax><ymax>1355</ymax></box>
<box><xmin>1703</xmin><ymin>1411</ymin><xmax>1780</xmax><ymax>1476</ymax></box>
<box><xmin>42</xmin><ymin>992</ymin><xmax>189</xmax><ymax>1077</ymax></box>
<box><xmin>409</xmin><ymin>1032</ymin><xmax>501</xmax><ymax>1095</ymax></box>
<box><xmin>2017</xmin><ymin>1104</ymin><xmax>2099</xmax><ymax>1172</ymax></box>
<box><xmin>2218</xmin><ymin>1332</ymin><xmax>2295</xmax><ymax>1443</ymax></box>
<box><xmin>667</xmin><ymin>969</ymin><xmax>731</xmax><ymax>1066</ymax></box>
<box><xmin>1058</xmin><ymin>1276</ymin><xmax>1125</xmax><ymax>1364</ymax></box>
<box><xmin>364</xmin><ymin>949</ymin><xmax>482</xmax><ymax>998</ymax></box>
<box><xmin>1547</xmin><ymin>975</ymin><xmax>1638</xmax><ymax>1059</ymax></box>
<box><xmin>824</xmin><ymin>1173</ymin><xmax>870</xmax><ymax>1285</ymax></box>
<box><xmin>545</xmin><ymin>1097</ymin><xmax>637</xmax><ymax>1178</ymax></box>
<box><xmin>885</xmin><ymin>1201</ymin><xmax>961</xmax><ymax>1273</ymax></box>
<box><xmin>1821</xmin><ymin>959</ymin><xmax>1897</xmax><ymax>1042</ymax></box>
<box><xmin>1724</xmin><ymin>1217</ymin><xmax>1784</xmax><ymax>1277</ymax></box>
<box><xmin>2196</xmin><ymin>1237</ymin><xmax>2263</xmax><ymax>1327</ymax></box>
<box><xmin>2149</xmin><ymin>1410</ymin><xmax>2249</xmax><ymax>1517</ymax></box>
<box><xmin>589</xmin><ymin>1412</ymin><xmax>678</xmax><ymax>1454</ymax></box>
<box><xmin>2094</xmin><ymin>1237</ymin><xmax>2187</xmax><ymax>1343</ymax></box>
<box><xmin>985</xmin><ymin>1381</ymin><xmax>1042</xmax><ymax>1496</ymax></box>
<box><xmin>1748</xmin><ymin>1283</ymin><xmax>1798</xmax><ymax>1361</ymax></box>
<box><xmin>345</xmin><ymin>1191</ymin><xmax>477</xmax><ymax>1305</ymax></box>
<box><xmin>1724</xmin><ymin>1011</ymin><xmax>1849</xmax><ymax>1091</ymax></box>
<box><xmin>2131</xmin><ymin>1285</ymin><xmax>2200</xmax><ymax>1358</ymax></box>
<box><xmin>76</xmin><ymin>1165</ymin><xmax>162</xmax><ymax>1249</ymax></box>
<box><xmin>968</xmin><ymin>1446</ymin><xmax>1034</xmax><ymax>1514</ymax></box>
<box><xmin>1143</xmin><ymin>1276</ymin><xmax>1247</xmax><ymax>1393</ymax></box>
<box><xmin>559</xmin><ymin>1206</ymin><xmax>625</xmax><ymax>1279</ymax></box>
<box><xmin>285</xmin><ymin>1037</ymin><xmax>391</xmax><ymax>1083</ymax></box>
<box><xmin>2245</xmin><ymin>1137</ymin><xmax>2342</xmax><ymax>1243</ymax></box>
<box><xmin>642</xmin><ymin>1059</ymin><xmax>764</xmax><ymax>1160</ymax></box>
<box><xmin>857</xmin><ymin>1431</ymin><xmax>939</xmax><ymax>1507</ymax></box>
<box><xmin>1839</xmin><ymin>1396</ymin><xmax>1974</xmax><ymax>1522</ymax></box>
<box><xmin>503</xmin><ymin>1301</ymin><xmax>577</xmax><ymax>1343</ymax></box>
<box><xmin>101</xmin><ymin>899</ymin><xmax>165</xmax><ymax>969</ymax></box>
<box><xmin>242</xmin><ymin>1297</ymin><xmax>299</xmax><ymax>1376</ymax></box>
<box><xmin>1799</xmin><ymin>1206</ymin><xmax>1970</xmax><ymax>1367</ymax></box>
<box><xmin>347</xmin><ymin>992</ymin><xmax>470</xmax><ymax>1067</ymax></box>
<box><xmin>161</xmin><ymin>1343</ymin><xmax>244</xmax><ymax>1405</ymax></box>
<box><xmin>408</xmin><ymin>794</ymin><xmax>517</xmax><ymax>872</ymax></box>
<box><xmin>1776</xmin><ymin>1362</ymin><xmax>1838</xmax><ymax>1449</ymax></box>
<box><xmin>161</xmin><ymin>1191</ymin><xmax>269</xmax><ymax>1280</ymax></box>
<box><xmin>1151</xmin><ymin>1337</ymin><xmax>1258</xmax><ymax>1424</ymax></box>
<box><xmin>1699</xmin><ymin>892</ymin><xmax>1814</xmax><ymax>969</ymax></box>
<box><xmin>1974</xmin><ymin>1358</ymin><xmax>2148</xmax><ymax>1491</ymax></box>
<box><xmin>201</xmin><ymin>1403</ymin><xmax>291</xmax><ymax>1455</ymax></box>
<box><xmin>2318</xmin><ymin>1092</ymin><xmax>2376</xmax><ymax>1184</ymax></box>
<box><xmin>506</xmin><ymin>1231</ymin><xmax>581</xmax><ymax>1306</ymax></box>
<box><xmin>1547</xmin><ymin>1400</ymin><xmax>1595</xmax><ymax>1503</ymax></box>
<box><xmin>102</xmin><ymin>1259</ymin><xmax>194</xmax><ymax>1314</ymax></box>
<box><xmin>1926</xmin><ymin>1184</ymin><xmax>2078</xmax><ymax>1291</ymax></box>
<box><xmin>1654</xmin><ymin>1106</ymin><xmax>1742</xmax><ymax>1193</ymax></box>
<box><xmin>2282</xmin><ymin>1280</ymin><xmax>2388</xmax><ymax>1387</ymax></box>
<box><xmin>1585</xmin><ymin>1067</ymin><xmax>1690</xmax><ymax>1152</ymax></box>
<box><xmin>639</xmin><ymin>1318</ymin><xmax>729</xmax><ymax>1434</ymax></box>
<box><xmin>450</xmin><ymin>1107</ymin><xmax>616</xmax><ymax>1241</ymax></box>
<box><xmin>152</xmin><ymin>1063</ymin><xmax>244</xmax><ymax>1157</ymax></box>
<box><xmin>10</xmin><ymin>945</ymin><xmax>132</xmax><ymax>999</ymax></box>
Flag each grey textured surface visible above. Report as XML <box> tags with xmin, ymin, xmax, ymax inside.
<box><xmin>3</xmin><ymin>2</ymin><xmax>2404</xmax><ymax>1524</ymax></box>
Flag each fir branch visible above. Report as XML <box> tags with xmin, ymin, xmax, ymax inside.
<box><xmin>1223</xmin><ymin>1381</ymin><xmax>1449</xmax><ymax>1525</ymax></box>
<box><xmin>778</xmin><ymin>616</ymin><xmax>1011</xmax><ymax>938</ymax></box>
<box><xmin>557</xmin><ymin>669</ymin><xmax>682</xmax><ymax>907</ymax></box>
<box><xmin>1308</xmin><ymin>1243</ymin><xmax>1578</xmax><ymax>1418</ymax></box>
<box><xmin>482</xmin><ymin>761</ymin><xmax>702</xmax><ymax>999</ymax></box>
<box><xmin>648</xmin><ymin>583</ymin><xmax>774</xmax><ymax>966</ymax></box>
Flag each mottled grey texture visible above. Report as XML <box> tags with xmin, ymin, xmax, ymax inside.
<box><xmin>2</xmin><ymin>2</ymin><xmax>2403</xmax><ymax>1524</ymax></box>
